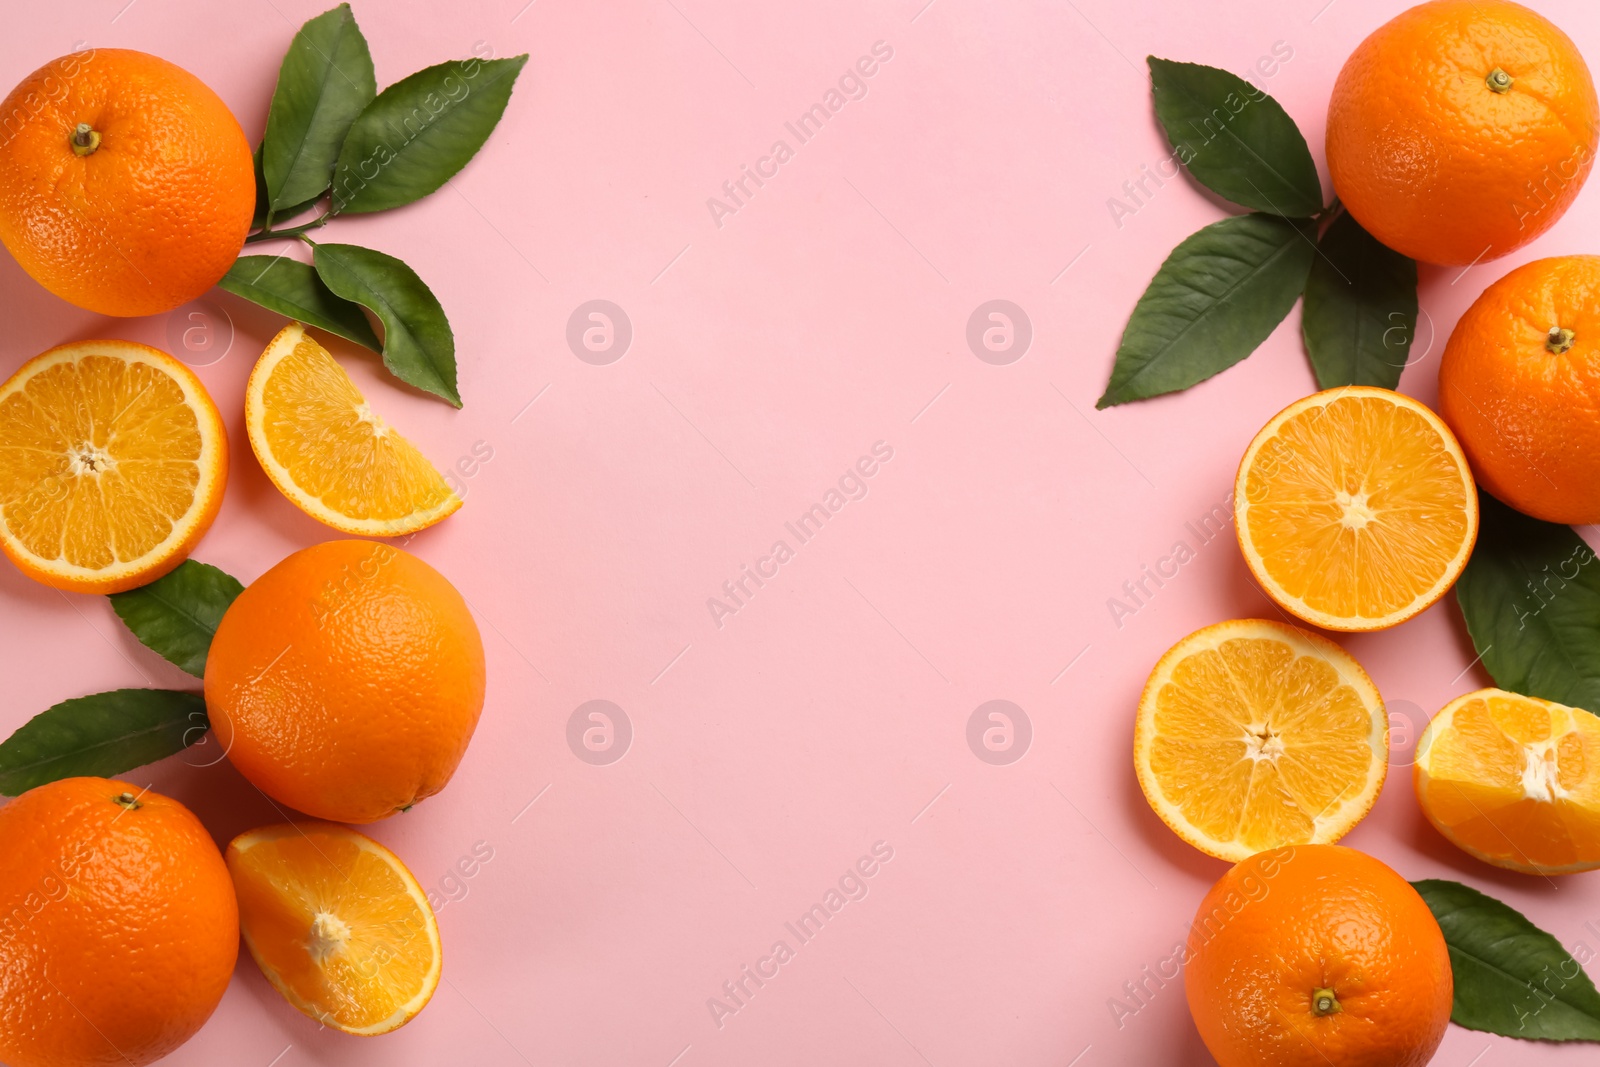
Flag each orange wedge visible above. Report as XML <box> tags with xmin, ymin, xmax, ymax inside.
<box><xmin>1134</xmin><ymin>619</ymin><xmax>1388</xmax><ymax>862</ymax></box>
<box><xmin>0</xmin><ymin>340</ymin><xmax>226</xmax><ymax>593</ymax></box>
<box><xmin>1415</xmin><ymin>689</ymin><xmax>1600</xmax><ymax>874</ymax></box>
<box><xmin>226</xmin><ymin>822</ymin><xmax>442</xmax><ymax>1035</ymax></box>
<box><xmin>246</xmin><ymin>323</ymin><xmax>460</xmax><ymax>536</ymax></box>
<box><xmin>1234</xmin><ymin>386</ymin><xmax>1477</xmax><ymax>632</ymax></box>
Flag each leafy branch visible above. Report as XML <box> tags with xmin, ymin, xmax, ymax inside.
<box><xmin>220</xmin><ymin>3</ymin><xmax>529</xmax><ymax>407</ymax></box>
<box><xmin>1097</xmin><ymin>57</ymin><xmax>1418</xmax><ymax>407</ymax></box>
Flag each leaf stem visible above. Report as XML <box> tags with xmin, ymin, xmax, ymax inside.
<box><xmin>245</xmin><ymin>213</ymin><xmax>332</xmax><ymax>244</ymax></box>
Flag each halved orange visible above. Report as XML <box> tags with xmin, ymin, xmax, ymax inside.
<box><xmin>1415</xmin><ymin>688</ymin><xmax>1600</xmax><ymax>874</ymax></box>
<box><xmin>0</xmin><ymin>340</ymin><xmax>226</xmax><ymax>593</ymax></box>
<box><xmin>226</xmin><ymin>822</ymin><xmax>442</xmax><ymax>1035</ymax></box>
<box><xmin>1235</xmin><ymin>386</ymin><xmax>1477</xmax><ymax>632</ymax></box>
<box><xmin>246</xmin><ymin>323</ymin><xmax>460</xmax><ymax>536</ymax></box>
<box><xmin>1134</xmin><ymin>619</ymin><xmax>1388</xmax><ymax>862</ymax></box>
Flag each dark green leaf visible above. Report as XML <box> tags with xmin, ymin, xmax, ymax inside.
<box><xmin>1301</xmin><ymin>211</ymin><xmax>1418</xmax><ymax>389</ymax></box>
<box><xmin>252</xmin><ymin>146</ymin><xmax>324</xmax><ymax>230</ymax></box>
<box><xmin>108</xmin><ymin>561</ymin><xmax>244</xmax><ymax>678</ymax></box>
<box><xmin>220</xmin><ymin>255</ymin><xmax>382</xmax><ymax>352</ymax></box>
<box><xmin>312</xmin><ymin>242</ymin><xmax>459</xmax><ymax>405</ymax></box>
<box><xmin>262</xmin><ymin>3</ymin><xmax>376</xmax><ymax>212</ymax></box>
<box><xmin>1148</xmin><ymin>57</ymin><xmax>1323</xmax><ymax>217</ymax></box>
<box><xmin>331</xmin><ymin>54</ymin><xmax>528</xmax><ymax>215</ymax></box>
<box><xmin>0</xmin><ymin>690</ymin><xmax>208</xmax><ymax>796</ymax></box>
<box><xmin>1097</xmin><ymin>213</ymin><xmax>1316</xmax><ymax>407</ymax></box>
<box><xmin>1414</xmin><ymin>879</ymin><xmax>1600</xmax><ymax>1041</ymax></box>
<box><xmin>1455</xmin><ymin>491</ymin><xmax>1600</xmax><ymax>708</ymax></box>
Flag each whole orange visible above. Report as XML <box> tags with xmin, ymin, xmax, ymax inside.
<box><xmin>1326</xmin><ymin>0</ymin><xmax>1598</xmax><ymax>266</ymax></box>
<box><xmin>0</xmin><ymin>48</ymin><xmax>254</xmax><ymax>317</ymax></box>
<box><xmin>1439</xmin><ymin>255</ymin><xmax>1600</xmax><ymax>523</ymax></box>
<box><xmin>1185</xmin><ymin>845</ymin><xmax>1452</xmax><ymax>1067</ymax></box>
<box><xmin>205</xmin><ymin>539</ymin><xmax>486</xmax><ymax>823</ymax></box>
<box><xmin>0</xmin><ymin>777</ymin><xmax>238</xmax><ymax>1067</ymax></box>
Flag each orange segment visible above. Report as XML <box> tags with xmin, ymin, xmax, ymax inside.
<box><xmin>1134</xmin><ymin>619</ymin><xmax>1387</xmax><ymax>862</ymax></box>
<box><xmin>1235</xmin><ymin>386</ymin><xmax>1477</xmax><ymax>631</ymax></box>
<box><xmin>226</xmin><ymin>822</ymin><xmax>442</xmax><ymax>1035</ymax></box>
<box><xmin>0</xmin><ymin>340</ymin><xmax>226</xmax><ymax>592</ymax></box>
<box><xmin>246</xmin><ymin>323</ymin><xmax>460</xmax><ymax>536</ymax></box>
<box><xmin>1415</xmin><ymin>688</ymin><xmax>1600</xmax><ymax>874</ymax></box>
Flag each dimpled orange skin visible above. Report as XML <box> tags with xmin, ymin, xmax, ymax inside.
<box><xmin>205</xmin><ymin>539</ymin><xmax>487</xmax><ymax>824</ymax></box>
<box><xmin>1326</xmin><ymin>0</ymin><xmax>1599</xmax><ymax>266</ymax></box>
<box><xmin>1439</xmin><ymin>256</ymin><xmax>1600</xmax><ymax>524</ymax></box>
<box><xmin>0</xmin><ymin>49</ymin><xmax>254</xmax><ymax>317</ymax></box>
<box><xmin>0</xmin><ymin>777</ymin><xmax>238</xmax><ymax>1067</ymax></box>
<box><xmin>1185</xmin><ymin>845</ymin><xmax>1452</xmax><ymax>1067</ymax></box>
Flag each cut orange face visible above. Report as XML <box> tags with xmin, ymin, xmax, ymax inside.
<box><xmin>246</xmin><ymin>323</ymin><xmax>460</xmax><ymax>536</ymax></box>
<box><xmin>226</xmin><ymin>822</ymin><xmax>442</xmax><ymax>1035</ymax></box>
<box><xmin>1134</xmin><ymin>619</ymin><xmax>1387</xmax><ymax>862</ymax></box>
<box><xmin>1415</xmin><ymin>689</ymin><xmax>1600</xmax><ymax>875</ymax></box>
<box><xmin>0</xmin><ymin>340</ymin><xmax>226</xmax><ymax>593</ymax></box>
<box><xmin>1235</xmin><ymin>386</ymin><xmax>1477</xmax><ymax>632</ymax></box>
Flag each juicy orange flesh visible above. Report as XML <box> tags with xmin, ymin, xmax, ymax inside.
<box><xmin>259</xmin><ymin>334</ymin><xmax>454</xmax><ymax>521</ymax></box>
<box><xmin>231</xmin><ymin>831</ymin><xmax>436</xmax><ymax>1030</ymax></box>
<box><xmin>1148</xmin><ymin>636</ymin><xmax>1378</xmax><ymax>853</ymax></box>
<box><xmin>0</xmin><ymin>355</ymin><xmax>201</xmax><ymax>568</ymax></box>
<box><xmin>1422</xmin><ymin>693</ymin><xmax>1600</xmax><ymax>870</ymax></box>
<box><xmin>1242</xmin><ymin>396</ymin><xmax>1470</xmax><ymax>620</ymax></box>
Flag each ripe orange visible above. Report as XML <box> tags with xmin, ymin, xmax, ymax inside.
<box><xmin>1415</xmin><ymin>688</ymin><xmax>1600</xmax><ymax>874</ymax></box>
<box><xmin>1326</xmin><ymin>0</ymin><xmax>1599</xmax><ymax>266</ymax></box>
<box><xmin>0</xmin><ymin>48</ymin><xmax>254</xmax><ymax>317</ymax></box>
<box><xmin>227</xmin><ymin>822</ymin><xmax>442</xmax><ymax>1035</ymax></box>
<box><xmin>0</xmin><ymin>777</ymin><xmax>238</xmax><ymax>1067</ymax></box>
<box><xmin>1235</xmin><ymin>387</ymin><xmax>1477</xmax><ymax>632</ymax></box>
<box><xmin>1186</xmin><ymin>845</ymin><xmax>1452</xmax><ymax>1067</ymax></box>
<box><xmin>246</xmin><ymin>324</ymin><xmax>462</xmax><ymax>536</ymax></box>
<box><xmin>0</xmin><ymin>339</ymin><xmax>228</xmax><ymax>593</ymax></box>
<box><xmin>1134</xmin><ymin>619</ymin><xmax>1387</xmax><ymax>862</ymax></box>
<box><xmin>1439</xmin><ymin>256</ymin><xmax>1600</xmax><ymax>524</ymax></box>
<box><xmin>205</xmin><ymin>539</ymin><xmax>486</xmax><ymax>823</ymax></box>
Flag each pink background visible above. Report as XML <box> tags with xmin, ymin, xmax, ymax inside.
<box><xmin>3</xmin><ymin>0</ymin><xmax>1600</xmax><ymax>1064</ymax></box>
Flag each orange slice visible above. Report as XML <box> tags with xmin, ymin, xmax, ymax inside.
<box><xmin>0</xmin><ymin>340</ymin><xmax>226</xmax><ymax>593</ymax></box>
<box><xmin>246</xmin><ymin>323</ymin><xmax>460</xmax><ymax>536</ymax></box>
<box><xmin>226</xmin><ymin>822</ymin><xmax>442</xmax><ymax>1035</ymax></box>
<box><xmin>1134</xmin><ymin>619</ymin><xmax>1387</xmax><ymax>862</ymax></box>
<box><xmin>1415</xmin><ymin>688</ymin><xmax>1600</xmax><ymax>874</ymax></box>
<box><xmin>1234</xmin><ymin>386</ymin><xmax>1477</xmax><ymax>632</ymax></box>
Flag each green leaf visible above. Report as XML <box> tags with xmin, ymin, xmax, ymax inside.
<box><xmin>108</xmin><ymin>561</ymin><xmax>244</xmax><ymax>678</ymax></box>
<box><xmin>1148</xmin><ymin>57</ymin><xmax>1323</xmax><ymax>217</ymax></box>
<box><xmin>1097</xmin><ymin>213</ymin><xmax>1316</xmax><ymax>407</ymax></box>
<box><xmin>251</xmin><ymin>146</ymin><xmax>324</xmax><ymax>230</ymax></box>
<box><xmin>1414</xmin><ymin>879</ymin><xmax>1600</xmax><ymax>1042</ymax></box>
<box><xmin>331</xmin><ymin>54</ymin><xmax>529</xmax><ymax>215</ymax></box>
<box><xmin>1455</xmin><ymin>491</ymin><xmax>1600</xmax><ymax>709</ymax></box>
<box><xmin>220</xmin><ymin>255</ymin><xmax>382</xmax><ymax>352</ymax></box>
<box><xmin>312</xmin><ymin>242</ymin><xmax>459</xmax><ymax>405</ymax></box>
<box><xmin>1301</xmin><ymin>211</ymin><xmax>1418</xmax><ymax>389</ymax></box>
<box><xmin>0</xmin><ymin>690</ymin><xmax>208</xmax><ymax>796</ymax></box>
<box><xmin>262</xmin><ymin>3</ymin><xmax>376</xmax><ymax>212</ymax></box>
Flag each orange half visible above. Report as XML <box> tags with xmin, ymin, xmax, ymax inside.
<box><xmin>0</xmin><ymin>340</ymin><xmax>226</xmax><ymax>592</ymax></box>
<box><xmin>1134</xmin><ymin>619</ymin><xmax>1388</xmax><ymax>862</ymax></box>
<box><xmin>1235</xmin><ymin>387</ymin><xmax>1477</xmax><ymax>631</ymax></box>
<box><xmin>1415</xmin><ymin>688</ymin><xmax>1600</xmax><ymax>874</ymax></box>
<box><xmin>245</xmin><ymin>323</ymin><xmax>460</xmax><ymax>536</ymax></box>
<box><xmin>226</xmin><ymin>822</ymin><xmax>442</xmax><ymax>1035</ymax></box>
